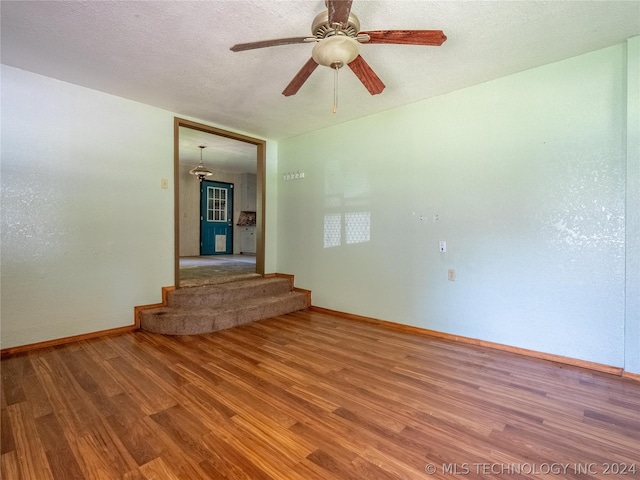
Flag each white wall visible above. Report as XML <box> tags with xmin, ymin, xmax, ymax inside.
<box><xmin>277</xmin><ymin>42</ymin><xmax>638</xmax><ymax>372</ymax></box>
<box><xmin>179</xmin><ymin>162</ymin><xmax>202</xmax><ymax>256</ymax></box>
<box><xmin>0</xmin><ymin>65</ymin><xmax>278</xmax><ymax>349</ymax></box>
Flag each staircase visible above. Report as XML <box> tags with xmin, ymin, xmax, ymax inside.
<box><xmin>139</xmin><ymin>276</ymin><xmax>310</xmax><ymax>335</ymax></box>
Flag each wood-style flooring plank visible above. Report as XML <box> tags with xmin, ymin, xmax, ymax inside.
<box><xmin>6</xmin><ymin>402</ymin><xmax>54</xmax><ymax>480</ymax></box>
<box><xmin>2</xmin><ymin>310</ymin><xmax>639</xmax><ymax>479</ymax></box>
<box><xmin>1</xmin><ymin>450</ymin><xmax>23</xmax><ymax>480</ymax></box>
<box><xmin>138</xmin><ymin>457</ymin><xmax>182</xmax><ymax>480</ymax></box>
<box><xmin>198</xmin><ymin>432</ymin><xmax>274</xmax><ymax>480</ymax></box>
<box><xmin>0</xmin><ymin>407</ymin><xmax>15</xmax><ymax>455</ymax></box>
<box><xmin>34</xmin><ymin>413</ymin><xmax>85</xmax><ymax>479</ymax></box>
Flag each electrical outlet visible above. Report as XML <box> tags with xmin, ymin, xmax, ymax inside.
<box><xmin>161</xmin><ymin>178</ymin><xmax>169</xmax><ymax>189</ymax></box>
<box><xmin>439</xmin><ymin>241</ymin><xmax>447</xmax><ymax>253</ymax></box>
<box><xmin>448</xmin><ymin>269</ymin><xmax>456</xmax><ymax>281</ymax></box>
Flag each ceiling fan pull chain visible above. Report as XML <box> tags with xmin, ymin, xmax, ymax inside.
<box><xmin>333</xmin><ymin>65</ymin><xmax>339</xmax><ymax>114</ymax></box>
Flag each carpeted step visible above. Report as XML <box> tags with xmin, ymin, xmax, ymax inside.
<box><xmin>139</xmin><ymin>276</ymin><xmax>310</xmax><ymax>335</ymax></box>
<box><xmin>140</xmin><ymin>290</ymin><xmax>309</xmax><ymax>335</ymax></box>
<box><xmin>166</xmin><ymin>277</ymin><xmax>294</xmax><ymax>308</ymax></box>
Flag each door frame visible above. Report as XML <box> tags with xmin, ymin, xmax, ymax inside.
<box><xmin>174</xmin><ymin>117</ymin><xmax>266</xmax><ymax>287</ymax></box>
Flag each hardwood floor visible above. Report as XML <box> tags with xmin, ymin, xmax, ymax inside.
<box><xmin>2</xmin><ymin>310</ymin><xmax>639</xmax><ymax>479</ymax></box>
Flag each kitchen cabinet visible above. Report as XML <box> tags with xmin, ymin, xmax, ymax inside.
<box><xmin>240</xmin><ymin>226</ymin><xmax>256</xmax><ymax>254</ymax></box>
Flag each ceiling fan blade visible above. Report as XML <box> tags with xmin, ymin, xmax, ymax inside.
<box><xmin>282</xmin><ymin>58</ymin><xmax>319</xmax><ymax>96</ymax></box>
<box><xmin>359</xmin><ymin>30</ymin><xmax>447</xmax><ymax>46</ymax></box>
<box><xmin>347</xmin><ymin>55</ymin><xmax>385</xmax><ymax>95</ymax></box>
<box><xmin>327</xmin><ymin>0</ymin><xmax>353</xmax><ymax>26</ymax></box>
<box><xmin>230</xmin><ymin>37</ymin><xmax>311</xmax><ymax>52</ymax></box>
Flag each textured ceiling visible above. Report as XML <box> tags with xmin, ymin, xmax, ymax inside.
<box><xmin>2</xmin><ymin>0</ymin><xmax>639</xmax><ymax>161</ymax></box>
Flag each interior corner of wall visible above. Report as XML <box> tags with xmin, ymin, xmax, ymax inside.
<box><xmin>624</xmin><ymin>34</ymin><xmax>640</xmax><ymax>374</ymax></box>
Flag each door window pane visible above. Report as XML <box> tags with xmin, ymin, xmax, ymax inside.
<box><xmin>207</xmin><ymin>187</ymin><xmax>227</xmax><ymax>222</ymax></box>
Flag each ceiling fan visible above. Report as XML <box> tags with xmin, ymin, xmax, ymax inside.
<box><xmin>230</xmin><ymin>0</ymin><xmax>446</xmax><ymax>101</ymax></box>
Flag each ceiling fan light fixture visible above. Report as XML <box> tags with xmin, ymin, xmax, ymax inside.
<box><xmin>189</xmin><ymin>145</ymin><xmax>213</xmax><ymax>181</ymax></box>
<box><xmin>232</xmin><ymin>1</ymin><xmax>445</xmax><ymax>99</ymax></box>
<box><xmin>312</xmin><ymin>35</ymin><xmax>360</xmax><ymax>68</ymax></box>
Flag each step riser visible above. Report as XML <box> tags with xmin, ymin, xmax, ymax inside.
<box><xmin>141</xmin><ymin>292</ymin><xmax>309</xmax><ymax>335</ymax></box>
<box><xmin>167</xmin><ymin>278</ymin><xmax>292</xmax><ymax>308</ymax></box>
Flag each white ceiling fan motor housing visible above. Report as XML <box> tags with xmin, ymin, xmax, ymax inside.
<box><xmin>312</xmin><ymin>36</ymin><xmax>361</xmax><ymax>68</ymax></box>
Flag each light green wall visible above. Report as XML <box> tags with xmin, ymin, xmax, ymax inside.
<box><xmin>0</xmin><ymin>65</ymin><xmax>278</xmax><ymax>349</ymax></box>
<box><xmin>1</xmin><ymin>65</ymin><xmax>174</xmax><ymax>348</ymax></box>
<box><xmin>265</xmin><ymin>141</ymin><xmax>279</xmax><ymax>271</ymax></box>
<box><xmin>626</xmin><ymin>36</ymin><xmax>640</xmax><ymax>373</ymax></box>
<box><xmin>277</xmin><ymin>42</ymin><xmax>636</xmax><ymax>371</ymax></box>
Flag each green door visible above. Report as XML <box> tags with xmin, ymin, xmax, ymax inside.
<box><xmin>200</xmin><ymin>180</ymin><xmax>233</xmax><ymax>255</ymax></box>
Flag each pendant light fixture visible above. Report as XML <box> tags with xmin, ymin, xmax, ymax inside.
<box><xmin>189</xmin><ymin>145</ymin><xmax>213</xmax><ymax>181</ymax></box>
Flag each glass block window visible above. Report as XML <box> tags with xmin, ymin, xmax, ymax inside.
<box><xmin>345</xmin><ymin>212</ymin><xmax>370</xmax><ymax>244</ymax></box>
<box><xmin>324</xmin><ymin>214</ymin><xmax>341</xmax><ymax>248</ymax></box>
<box><xmin>207</xmin><ymin>187</ymin><xmax>227</xmax><ymax>222</ymax></box>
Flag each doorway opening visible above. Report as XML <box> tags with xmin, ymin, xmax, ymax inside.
<box><xmin>174</xmin><ymin>118</ymin><xmax>266</xmax><ymax>288</ymax></box>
